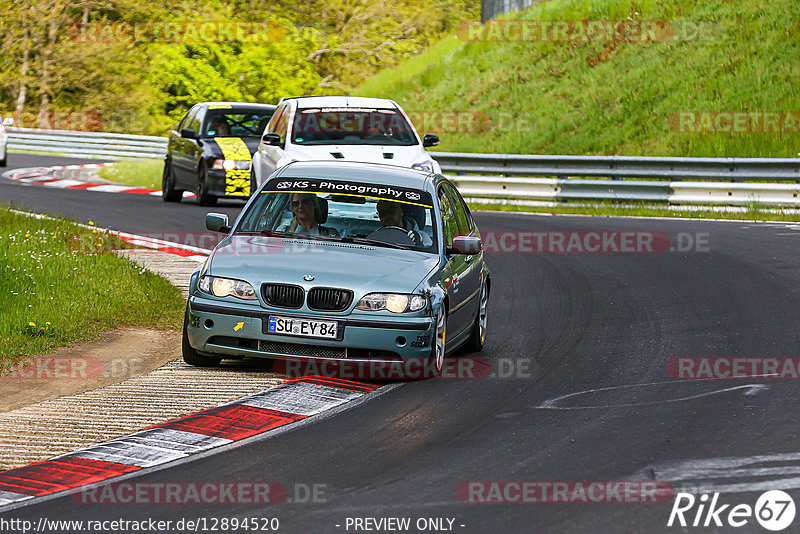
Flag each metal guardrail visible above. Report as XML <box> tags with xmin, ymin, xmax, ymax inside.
<box><xmin>7</xmin><ymin>128</ymin><xmax>800</xmax><ymax>207</ymax></box>
<box><xmin>430</xmin><ymin>152</ymin><xmax>800</xmax><ymax>181</ymax></box>
<box><xmin>7</xmin><ymin>128</ymin><xmax>167</xmax><ymax>160</ymax></box>
<box><xmin>430</xmin><ymin>152</ymin><xmax>800</xmax><ymax>207</ymax></box>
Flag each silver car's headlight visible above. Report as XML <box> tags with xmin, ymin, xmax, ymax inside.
<box><xmin>212</xmin><ymin>159</ymin><xmax>251</xmax><ymax>171</ymax></box>
<box><xmin>411</xmin><ymin>160</ymin><xmax>434</xmax><ymax>173</ymax></box>
<box><xmin>355</xmin><ymin>293</ymin><xmax>427</xmax><ymax>313</ymax></box>
<box><xmin>198</xmin><ymin>276</ymin><xmax>257</xmax><ymax>300</ymax></box>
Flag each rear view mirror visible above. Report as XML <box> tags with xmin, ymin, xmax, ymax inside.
<box><xmin>262</xmin><ymin>132</ymin><xmax>281</xmax><ymax>146</ymax></box>
<box><xmin>422</xmin><ymin>133</ymin><xmax>439</xmax><ymax>147</ymax></box>
<box><xmin>180</xmin><ymin>128</ymin><xmax>196</xmax><ymax>139</ymax></box>
<box><xmin>206</xmin><ymin>213</ymin><xmax>231</xmax><ymax>233</ymax></box>
<box><xmin>449</xmin><ymin>236</ymin><xmax>482</xmax><ymax>255</ymax></box>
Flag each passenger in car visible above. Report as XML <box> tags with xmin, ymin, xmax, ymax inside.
<box><xmin>282</xmin><ymin>193</ymin><xmax>339</xmax><ymax>237</ymax></box>
<box><xmin>375</xmin><ymin>199</ymin><xmax>432</xmax><ymax>247</ymax></box>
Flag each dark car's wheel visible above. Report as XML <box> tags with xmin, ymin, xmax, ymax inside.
<box><xmin>463</xmin><ymin>281</ymin><xmax>488</xmax><ymax>353</ymax></box>
<box><xmin>162</xmin><ymin>158</ymin><xmax>183</xmax><ymax>202</ymax></box>
<box><xmin>182</xmin><ymin>306</ymin><xmax>221</xmax><ymax>367</ymax></box>
<box><xmin>197</xmin><ymin>163</ymin><xmax>217</xmax><ymax>206</ymax></box>
<box><xmin>428</xmin><ymin>305</ymin><xmax>447</xmax><ymax>376</ymax></box>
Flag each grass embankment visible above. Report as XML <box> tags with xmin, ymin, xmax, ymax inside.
<box><xmin>97</xmin><ymin>159</ymin><xmax>164</xmax><ymax>189</ymax></box>
<box><xmin>0</xmin><ymin>207</ymin><xmax>184</xmax><ymax>365</ymax></box>
<box><xmin>359</xmin><ymin>0</ymin><xmax>800</xmax><ymax>158</ymax></box>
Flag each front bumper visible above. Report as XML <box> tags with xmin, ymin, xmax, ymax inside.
<box><xmin>206</xmin><ymin>168</ymin><xmax>251</xmax><ymax>198</ymax></box>
<box><xmin>186</xmin><ymin>297</ymin><xmax>435</xmax><ymax>364</ymax></box>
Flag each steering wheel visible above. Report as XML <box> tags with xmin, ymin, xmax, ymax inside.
<box><xmin>366</xmin><ymin>226</ymin><xmax>415</xmax><ymax>246</ymax></box>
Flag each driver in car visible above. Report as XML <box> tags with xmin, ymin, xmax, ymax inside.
<box><xmin>376</xmin><ymin>199</ymin><xmax>432</xmax><ymax>247</ymax></box>
<box><xmin>282</xmin><ymin>193</ymin><xmax>338</xmax><ymax>236</ymax></box>
<box><xmin>208</xmin><ymin>116</ymin><xmax>230</xmax><ymax>136</ymax></box>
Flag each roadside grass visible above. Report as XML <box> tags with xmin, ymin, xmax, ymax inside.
<box><xmin>359</xmin><ymin>0</ymin><xmax>800</xmax><ymax>158</ymax></box>
<box><xmin>467</xmin><ymin>200</ymin><xmax>800</xmax><ymax>222</ymax></box>
<box><xmin>97</xmin><ymin>159</ymin><xmax>164</xmax><ymax>189</ymax></box>
<box><xmin>0</xmin><ymin>206</ymin><xmax>184</xmax><ymax>367</ymax></box>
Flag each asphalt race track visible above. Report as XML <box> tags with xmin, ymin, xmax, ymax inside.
<box><xmin>4</xmin><ymin>155</ymin><xmax>800</xmax><ymax>532</ymax></box>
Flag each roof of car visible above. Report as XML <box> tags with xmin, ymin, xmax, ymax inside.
<box><xmin>199</xmin><ymin>102</ymin><xmax>276</xmax><ymax>109</ymax></box>
<box><xmin>281</xmin><ymin>96</ymin><xmax>399</xmax><ymax>110</ymax></box>
<box><xmin>276</xmin><ymin>161</ymin><xmax>435</xmax><ymax>189</ymax></box>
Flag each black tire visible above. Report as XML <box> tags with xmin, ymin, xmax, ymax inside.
<box><xmin>182</xmin><ymin>306</ymin><xmax>221</xmax><ymax>367</ymax></box>
<box><xmin>250</xmin><ymin>168</ymin><xmax>258</xmax><ymax>198</ymax></box>
<box><xmin>427</xmin><ymin>305</ymin><xmax>447</xmax><ymax>377</ymax></box>
<box><xmin>462</xmin><ymin>281</ymin><xmax>489</xmax><ymax>353</ymax></box>
<box><xmin>197</xmin><ymin>163</ymin><xmax>217</xmax><ymax>206</ymax></box>
<box><xmin>0</xmin><ymin>156</ymin><xmax>6</xmax><ymax>167</ymax></box>
<box><xmin>162</xmin><ymin>158</ymin><xmax>183</xmax><ymax>202</ymax></box>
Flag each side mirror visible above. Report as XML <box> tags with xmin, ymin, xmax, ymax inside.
<box><xmin>2</xmin><ymin>117</ymin><xmax>14</xmax><ymax>126</ymax></box>
<box><xmin>449</xmin><ymin>236</ymin><xmax>482</xmax><ymax>255</ymax></box>
<box><xmin>262</xmin><ymin>132</ymin><xmax>282</xmax><ymax>146</ymax></box>
<box><xmin>180</xmin><ymin>128</ymin><xmax>196</xmax><ymax>139</ymax></box>
<box><xmin>206</xmin><ymin>213</ymin><xmax>231</xmax><ymax>233</ymax></box>
<box><xmin>422</xmin><ymin>133</ymin><xmax>439</xmax><ymax>147</ymax></box>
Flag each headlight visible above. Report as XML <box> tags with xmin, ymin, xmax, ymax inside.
<box><xmin>355</xmin><ymin>293</ymin><xmax>427</xmax><ymax>313</ymax></box>
<box><xmin>212</xmin><ymin>159</ymin><xmax>251</xmax><ymax>171</ymax></box>
<box><xmin>198</xmin><ymin>276</ymin><xmax>257</xmax><ymax>300</ymax></box>
<box><xmin>411</xmin><ymin>160</ymin><xmax>434</xmax><ymax>173</ymax></box>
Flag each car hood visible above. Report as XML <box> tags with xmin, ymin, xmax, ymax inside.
<box><xmin>208</xmin><ymin>235</ymin><xmax>440</xmax><ymax>296</ymax></box>
<box><xmin>285</xmin><ymin>144</ymin><xmax>433</xmax><ymax>169</ymax></box>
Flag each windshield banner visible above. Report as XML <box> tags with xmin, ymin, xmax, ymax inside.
<box><xmin>264</xmin><ymin>177</ymin><xmax>433</xmax><ymax>207</ymax></box>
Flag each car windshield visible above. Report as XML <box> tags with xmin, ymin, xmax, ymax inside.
<box><xmin>237</xmin><ymin>177</ymin><xmax>437</xmax><ymax>253</ymax></box>
<box><xmin>291</xmin><ymin>108</ymin><xmax>418</xmax><ymax>146</ymax></box>
<box><xmin>204</xmin><ymin>110</ymin><xmax>272</xmax><ymax>137</ymax></box>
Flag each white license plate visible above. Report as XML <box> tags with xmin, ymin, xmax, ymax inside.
<box><xmin>267</xmin><ymin>316</ymin><xmax>338</xmax><ymax>339</ymax></box>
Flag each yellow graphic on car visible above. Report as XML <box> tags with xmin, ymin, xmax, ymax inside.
<box><xmin>215</xmin><ymin>138</ymin><xmax>251</xmax><ymax>197</ymax></box>
<box><xmin>234</xmin><ymin>321</ymin><xmax>244</xmax><ymax>331</ymax></box>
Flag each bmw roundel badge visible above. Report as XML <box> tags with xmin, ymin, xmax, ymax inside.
<box><xmin>303</xmin><ymin>274</ymin><xmax>315</xmax><ymax>281</ymax></box>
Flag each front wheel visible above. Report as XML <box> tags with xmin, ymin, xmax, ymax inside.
<box><xmin>463</xmin><ymin>282</ymin><xmax>488</xmax><ymax>353</ymax></box>
<box><xmin>427</xmin><ymin>306</ymin><xmax>447</xmax><ymax>376</ymax></box>
<box><xmin>182</xmin><ymin>306</ymin><xmax>221</xmax><ymax>367</ymax></box>
<box><xmin>162</xmin><ymin>158</ymin><xmax>182</xmax><ymax>202</ymax></box>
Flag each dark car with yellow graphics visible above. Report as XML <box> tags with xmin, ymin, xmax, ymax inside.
<box><xmin>163</xmin><ymin>102</ymin><xmax>276</xmax><ymax>205</ymax></box>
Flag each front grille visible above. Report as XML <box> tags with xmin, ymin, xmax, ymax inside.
<box><xmin>259</xmin><ymin>340</ymin><xmax>346</xmax><ymax>359</ymax></box>
<box><xmin>262</xmin><ymin>284</ymin><xmax>304</xmax><ymax>308</ymax></box>
<box><xmin>307</xmin><ymin>287</ymin><xmax>353</xmax><ymax>312</ymax></box>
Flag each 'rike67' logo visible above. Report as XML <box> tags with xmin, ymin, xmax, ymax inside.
<box><xmin>668</xmin><ymin>490</ymin><xmax>796</xmax><ymax>531</ymax></box>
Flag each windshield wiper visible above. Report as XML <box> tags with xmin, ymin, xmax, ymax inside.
<box><xmin>338</xmin><ymin>235</ymin><xmax>413</xmax><ymax>250</ymax></box>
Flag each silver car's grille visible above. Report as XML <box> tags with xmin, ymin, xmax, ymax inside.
<box><xmin>259</xmin><ymin>340</ymin><xmax>346</xmax><ymax>359</ymax></box>
<box><xmin>307</xmin><ymin>287</ymin><xmax>353</xmax><ymax>312</ymax></box>
<box><xmin>262</xmin><ymin>283</ymin><xmax>304</xmax><ymax>308</ymax></box>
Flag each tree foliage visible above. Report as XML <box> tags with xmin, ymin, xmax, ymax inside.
<box><xmin>0</xmin><ymin>0</ymin><xmax>477</xmax><ymax>134</ymax></box>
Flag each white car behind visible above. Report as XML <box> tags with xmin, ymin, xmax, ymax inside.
<box><xmin>252</xmin><ymin>96</ymin><xmax>441</xmax><ymax>185</ymax></box>
<box><xmin>0</xmin><ymin>115</ymin><xmax>13</xmax><ymax>167</ymax></box>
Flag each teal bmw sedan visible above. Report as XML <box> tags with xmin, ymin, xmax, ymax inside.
<box><xmin>183</xmin><ymin>161</ymin><xmax>489</xmax><ymax>378</ymax></box>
